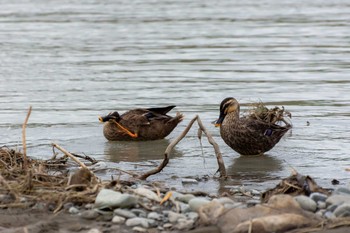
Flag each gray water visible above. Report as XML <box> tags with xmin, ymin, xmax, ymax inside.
<box><xmin>1</xmin><ymin>0</ymin><xmax>350</xmax><ymax>193</ymax></box>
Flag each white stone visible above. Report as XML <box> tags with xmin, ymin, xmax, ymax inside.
<box><xmin>112</xmin><ymin>215</ymin><xmax>126</xmax><ymax>224</ymax></box>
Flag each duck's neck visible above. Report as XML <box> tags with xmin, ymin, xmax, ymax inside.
<box><xmin>226</xmin><ymin>109</ymin><xmax>240</xmax><ymax>122</ymax></box>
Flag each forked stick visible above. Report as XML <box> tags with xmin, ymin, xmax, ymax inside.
<box><xmin>51</xmin><ymin>143</ymin><xmax>88</xmax><ymax>169</ymax></box>
<box><xmin>139</xmin><ymin>115</ymin><xmax>226</xmax><ymax>180</ymax></box>
<box><xmin>22</xmin><ymin>106</ymin><xmax>32</xmax><ymax>169</ymax></box>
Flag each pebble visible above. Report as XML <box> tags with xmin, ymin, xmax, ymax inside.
<box><xmin>168</xmin><ymin>211</ymin><xmax>185</xmax><ymax>223</ymax></box>
<box><xmin>179</xmin><ymin>202</ymin><xmax>190</xmax><ymax>213</ymax></box>
<box><xmin>147</xmin><ymin>212</ymin><xmax>162</xmax><ymax>220</ymax></box>
<box><xmin>186</xmin><ymin>212</ymin><xmax>199</xmax><ymax>221</ymax></box>
<box><xmin>324</xmin><ymin>211</ymin><xmax>336</xmax><ymax>219</ymax></box>
<box><xmin>131</xmin><ymin>208</ymin><xmax>147</xmax><ymax>218</ymax></box>
<box><xmin>63</xmin><ymin>202</ymin><xmax>74</xmax><ymax>209</ymax></box>
<box><xmin>310</xmin><ymin>192</ymin><xmax>328</xmax><ymax>203</ymax></box>
<box><xmin>68</xmin><ymin>206</ymin><xmax>80</xmax><ymax>214</ymax></box>
<box><xmin>112</xmin><ymin>215</ymin><xmax>126</xmax><ymax>224</ymax></box>
<box><xmin>333</xmin><ymin>204</ymin><xmax>350</xmax><ymax>217</ymax></box>
<box><xmin>163</xmin><ymin>223</ymin><xmax>173</xmax><ymax>229</ymax></box>
<box><xmin>326</xmin><ymin>194</ymin><xmax>350</xmax><ymax>206</ymax></box>
<box><xmin>175</xmin><ymin>219</ymin><xmax>195</xmax><ymax>230</ymax></box>
<box><xmin>251</xmin><ymin>189</ymin><xmax>261</xmax><ymax>196</ymax></box>
<box><xmin>171</xmin><ymin>191</ymin><xmax>184</xmax><ymax>200</ymax></box>
<box><xmin>114</xmin><ymin>208</ymin><xmax>137</xmax><ymax>219</ymax></box>
<box><xmin>188</xmin><ymin>198</ymin><xmax>211</xmax><ymax>212</ymax></box>
<box><xmin>85</xmin><ymin>203</ymin><xmax>94</xmax><ymax>209</ymax></box>
<box><xmin>294</xmin><ymin>195</ymin><xmax>317</xmax><ymax>212</ymax></box>
<box><xmin>125</xmin><ymin>217</ymin><xmax>151</xmax><ymax>228</ymax></box>
<box><xmin>334</xmin><ymin>187</ymin><xmax>350</xmax><ymax>195</ymax></box>
<box><xmin>80</xmin><ymin>210</ymin><xmax>99</xmax><ymax>220</ymax></box>
<box><xmin>177</xmin><ymin>194</ymin><xmax>195</xmax><ymax>203</ymax></box>
<box><xmin>133</xmin><ymin>187</ymin><xmax>161</xmax><ymax>202</ymax></box>
<box><xmin>317</xmin><ymin>201</ymin><xmax>326</xmax><ymax>209</ymax></box>
<box><xmin>132</xmin><ymin>227</ymin><xmax>147</xmax><ymax>232</ymax></box>
<box><xmin>181</xmin><ymin>178</ymin><xmax>198</xmax><ymax>184</ymax></box>
<box><xmin>94</xmin><ymin>189</ymin><xmax>137</xmax><ymax>209</ymax></box>
<box><xmin>87</xmin><ymin>229</ymin><xmax>102</xmax><ymax>233</ymax></box>
<box><xmin>246</xmin><ymin>199</ymin><xmax>261</xmax><ymax>207</ymax></box>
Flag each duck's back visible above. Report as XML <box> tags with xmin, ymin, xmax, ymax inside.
<box><xmin>221</xmin><ymin>117</ymin><xmax>290</xmax><ymax>155</ymax></box>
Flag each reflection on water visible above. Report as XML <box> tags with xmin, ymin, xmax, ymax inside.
<box><xmin>104</xmin><ymin>139</ymin><xmax>183</xmax><ymax>162</ymax></box>
<box><xmin>228</xmin><ymin>155</ymin><xmax>283</xmax><ymax>181</ymax></box>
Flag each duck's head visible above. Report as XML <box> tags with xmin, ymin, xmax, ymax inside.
<box><xmin>98</xmin><ymin>111</ymin><xmax>121</xmax><ymax>123</ymax></box>
<box><xmin>215</xmin><ymin>97</ymin><xmax>240</xmax><ymax>127</ymax></box>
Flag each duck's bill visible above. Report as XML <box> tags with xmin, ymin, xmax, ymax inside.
<box><xmin>214</xmin><ymin>114</ymin><xmax>225</xmax><ymax>127</ymax></box>
<box><xmin>98</xmin><ymin>116</ymin><xmax>104</xmax><ymax>122</ymax></box>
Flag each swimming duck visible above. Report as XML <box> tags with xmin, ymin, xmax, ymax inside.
<box><xmin>99</xmin><ymin>106</ymin><xmax>184</xmax><ymax>141</ymax></box>
<box><xmin>215</xmin><ymin>97</ymin><xmax>291</xmax><ymax>155</ymax></box>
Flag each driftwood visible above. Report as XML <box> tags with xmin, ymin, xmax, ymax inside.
<box><xmin>22</xmin><ymin>106</ymin><xmax>32</xmax><ymax>169</ymax></box>
<box><xmin>139</xmin><ymin>115</ymin><xmax>226</xmax><ymax>180</ymax></box>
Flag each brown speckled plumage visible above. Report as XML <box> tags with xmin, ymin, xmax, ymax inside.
<box><xmin>216</xmin><ymin>98</ymin><xmax>291</xmax><ymax>155</ymax></box>
<box><xmin>100</xmin><ymin>106</ymin><xmax>183</xmax><ymax>141</ymax></box>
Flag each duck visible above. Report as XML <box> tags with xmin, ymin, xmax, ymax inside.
<box><xmin>99</xmin><ymin>105</ymin><xmax>184</xmax><ymax>141</ymax></box>
<box><xmin>215</xmin><ymin>97</ymin><xmax>291</xmax><ymax>155</ymax></box>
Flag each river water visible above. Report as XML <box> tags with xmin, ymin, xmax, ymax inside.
<box><xmin>1</xmin><ymin>0</ymin><xmax>349</xmax><ymax>193</ymax></box>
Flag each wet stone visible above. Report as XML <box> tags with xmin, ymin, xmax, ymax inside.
<box><xmin>132</xmin><ymin>227</ymin><xmax>147</xmax><ymax>232</ymax></box>
<box><xmin>182</xmin><ymin>178</ymin><xmax>198</xmax><ymax>184</ymax></box>
<box><xmin>310</xmin><ymin>192</ymin><xmax>328</xmax><ymax>203</ymax></box>
<box><xmin>189</xmin><ymin>198</ymin><xmax>211</xmax><ymax>212</ymax></box>
<box><xmin>333</xmin><ymin>204</ymin><xmax>350</xmax><ymax>217</ymax></box>
<box><xmin>69</xmin><ymin>206</ymin><xmax>80</xmax><ymax>214</ymax></box>
<box><xmin>168</xmin><ymin>211</ymin><xmax>185</xmax><ymax>223</ymax></box>
<box><xmin>177</xmin><ymin>194</ymin><xmax>195</xmax><ymax>203</ymax></box>
<box><xmin>294</xmin><ymin>195</ymin><xmax>317</xmax><ymax>212</ymax></box>
<box><xmin>125</xmin><ymin>217</ymin><xmax>151</xmax><ymax>228</ymax></box>
<box><xmin>111</xmin><ymin>215</ymin><xmax>126</xmax><ymax>224</ymax></box>
<box><xmin>317</xmin><ymin>201</ymin><xmax>326</xmax><ymax>209</ymax></box>
<box><xmin>80</xmin><ymin>210</ymin><xmax>100</xmax><ymax>220</ymax></box>
<box><xmin>113</xmin><ymin>208</ymin><xmax>137</xmax><ymax>219</ymax></box>
<box><xmin>326</xmin><ymin>195</ymin><xmax>350</xmax><ymax>206</ymax></box>
<box><xmin>334</xmin><ymin>187</ymin><xmax>350</xmax><ymax>195</ymax></box>
<box><xmin>175</xmin><ymin>219</ymin><xmax>195</xmax><ymax>230</ymax></box>
<box><xmin>147</xmin><ymin>212</ymin><xmax>162</xmax><ymax>220</ymax></box>
<box><xmin>186</xmin><ymin>212</ymin><xmax>199</xmax><ymax>221</ymax></box>
<box><xmin>131</xmin><ymin>208</ymin><xmax>147</xmax><ymax>218</ymax></box>
<box><xmin>94</xmin><ymin>189</ymin><xmax>137</xmax><ymax>209</ymax></box>
<box><xmin>324</xmin><ymin>211</ymin><xmax>336</xmax><ymax>219</ymax></box>
<box><xmin>251</xmin><ymin>189</ymin><xmax>261</xmax><ymax>196</ymax></box>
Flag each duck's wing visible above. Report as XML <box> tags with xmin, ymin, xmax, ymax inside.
<box><xmin>146</xmin><ymin>105</ymin><xmax>176</xmax><ymax>115</ymax></box>
<box><xmin>243</xmin><ymin>118</ymin><xmax>290</xmax><ymax>137</ymax></box>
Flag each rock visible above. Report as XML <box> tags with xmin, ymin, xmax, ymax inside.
<box><xmin>179</xmin><ymin>202</ymin><xmax>190</xmax><ymax>213</ymax></box>
<box><xmin>63</xmin><ymin>202</ymin><xmax>74</xmax><ymax>209</ymax></box>
<box><xmin>317</xmin><ymin>201</ymin><xmax>326</xmax><ymax>209</ymax></box>
<box><xmin>181</xmin><ymin>178</ymin><xmax>198</xmax><ymax>184</ymax></box>
<box><xmin>68</xmin><ymin>206</ymin><xmax>80</xmax><ymax>214</ymax></box>
<box><xmin>246</xmin><ymin>199</ymin><xmax>261</xmax><ymax>207</ymax></box>
<box><xmin>171</xmin><ymin>191</ymin><xmax>184</xmax><ymax>200</ymax></box>
<box><xmin>87</xmin><ymin>229</ymin><xmax>102</xmax><ymax>233</ymax></box>
<box><xmin>310</xmin><ymin>192</ymin><xmax>328</xmax><ymax>203</ymax></box>
<box><xmin>112</xmin><ymin>215</ymin><xmax>126</xmax><ymax>224</ymax></box>
<box><xmin>334</xmin><ymin>187</ymin><xmax>350</xmax><ymax>195</ymax></box>
<box><xmin>217</xmin><ymin>195</ymin><xmax>320</xmax><ymax>233</ymax></box>
<box><xmin>80</xmin><ymin>210</ymin><xmax>99</xmax><ymax>220</ymax></box>
<box><xmin>326</xmin><ymin>195</ymin><xmax>350</xmax><ymax>206</ymax></box>
<box><xmin>168</xmin><ymin>211</ymin><xmax>185</xmax><ymax>223</ymax></box>
<box><xmin>333</xmin><ymin>204</ymin><xmax>350</xmax><ymax>217</ymax></box>
<box><xmin>147</xmin><ymin>212</ymin><xmax>162</xmax><ymax>220</ymax></box>
<box><xmin>251</xmin><ymin>189</ymin><xmax>261</xmax><ymax>196</ymax></box>
<box><xmin>189</xmin><ymin>198</ymin><xmax>211</xmax><ymax>212</ymax></box>
<box><xmin>131</xmin><ymin>208</ymin><xmax>147</xmax><ymax>218</ymax></box>
<box><xmin>113</xmin><ymin>208</ymin><xmax>137</xmax><ymax>219</ymax></box>
<box><xmin>133</xmin><ymin>187</ymin><xmax>161</xmax><ymax>202</ymax></box>
<box><xmin>90</xmin><ymin>161</ymin><xmax>107</xmax><ymax>170</ymax></box>
<box><xmin>175</xmin><ymin>219</ymin><xmax>195</xmax><ymax>230</ymax></box>
<box><xmin>294</xmin><ymin>195</ymin><xmax>317</xmax><ymax>212</ymax></box>
<box><xmin>163</xmin><ymin>223</ymin><xmax>173</xmax><ymax>229</ymax></box>
<box><xmin>186</xmin><ymin>212</ymin><xmax>199</xmax><ymax>221</ymax></box>
<box><xmin>94</xmin><ymin>189</ymin><xmax>137</xmax><ymax>209</ymax></box>
<box><xmin>125</xmin><ymin>217</ymin><xmax>155</xmax><ymax>228</ymax></box>
<box><xmin>198</xmin><ymin>200</ymin><xmax>225</xmax><ymax>225</ymax></box>
<box><xmin>132</xmin><ymin>227</ymin><xmax>147</xmax><ymax>232</ymax></box>
<box><xmin>177</xmin><ymin>194</ymin><xmax>195</xmax><ymax>203</ymax></box>
<box><xmin>216</xmin><ymin>197</ymin><xmax>235</xmax><ymax>205</ymax></box>
<box><xmin>234</xmin><ymin>213</ymin><xmax>312</xmax><ymax>233</ymax></box>
<box><xmin>85</xmin><ymin>203</ymin><xmax>94</xmax><ymax>209</ymax></box>
<box><xmin>324</xmin><ymin>211</ymin><xmax>336</xmax><ymax>219</ymax></box>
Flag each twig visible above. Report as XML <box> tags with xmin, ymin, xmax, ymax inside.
<box><xmin>196</xmin><ymin>116</ymin><xmax>226</xmax><ymax>177</ymax></box>
<box><xmin>22</xmin><ymin>106</ymin><xmax>32</xmax><ymax>169</ymax></box>
<box><xmin>51</xmin><ymin>143</ymin><xmax>88</xmax><ymax>169</ymax></box>
<box><xmin>139</xmin><ymin>116</ymin><xmax>198</xmax><ymax>180</ymax></box>
<box><xmin>71</xmin><ymin>153</ymin><xmax>98</xmax><ymax>164</ymax></box>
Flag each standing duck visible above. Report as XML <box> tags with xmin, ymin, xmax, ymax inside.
<box><xmin>99</xmin><ymin>106</ymin><xmax>183</xmax><ymax>141</ymax></box>
<box><xmin>215</xmin><ymin>97</ymin><xmax>291</xmax><ymax>155</ymax></box>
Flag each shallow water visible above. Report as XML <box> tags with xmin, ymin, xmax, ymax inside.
<box><xmin>1</xmin><ymin>0</ymin><xmax>350</xmax><ymax>193</ymax></box>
